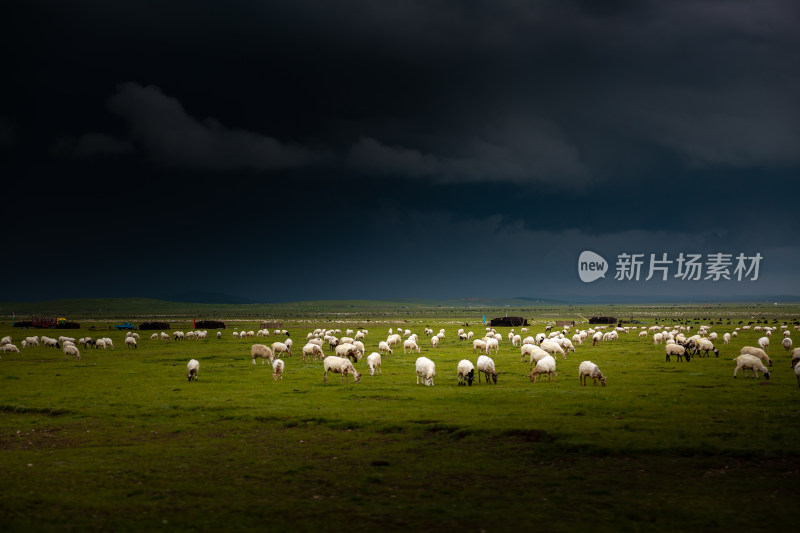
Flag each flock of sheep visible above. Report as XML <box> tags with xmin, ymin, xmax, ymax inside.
<box><xmin>3</xmin><ymin>320</ymin><xmax>799</xmax><ymax>389</ymax></box>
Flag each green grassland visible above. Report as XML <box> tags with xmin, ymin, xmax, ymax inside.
<box><xmin>1</xmin><ymin>302</ymin><xmax>799</xmax><ymax>531</ymax></box>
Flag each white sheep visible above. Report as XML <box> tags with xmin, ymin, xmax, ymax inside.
<box><xmin>757</xmin><ymin>336</ymin><xmax>770</xmax><ymax>350</ymax></box>
<box><xmin>272</xmin><ymin>359</ymin><xmax>285</xmax><ymax>380</ymax></box>
<box><xmin>251</xmin><ymin>344</ymin><xmax>275</xmax><ymax>365</ymax></box>
<box><xmin>695</xmin><ymin>338</ymin><xmax>719</xmax><ymax>358</ymax></box>
<box><xmin>723</xmin><ymin>333</ymin><xmax>731</xmax><ymax>344</ymax></box>
<box><xmin>335</xmin><ymin>343</ymin><xmax>362</xmax><ymax>363</ymax></box>
<box><xmin>367</xmin><ymin>352</ymin><xmax>382</xmax><ymax>376</ymax></box>
<box><xmin>781</xmin><ymin>337</ymin><xmax>792</xmax><ymax>351</ymax></box>
<box><xmin>323</xmin><ymin>356</ymin><xmax>361</xmax><ymax>384</ymax></box>
<box><xmin>665</xmin><ymin>344</ymin><xmax>687</xmax><ymax>362</ymax></box>
<box><xmin>403</xmin><ymin>339</ymin><xmax>420</xmax><ymax>354</ymax></box>
<box><xmin>431</xmin><ymin>335</ymin><xmax>440</xmax><ymax>348</ymax></box>
<box><xmin>302</xmin><ymin>343</ymin><xmax>324</xmax><ymax>361</ymax></box>
<box><xmin>187</xmin><ymin>359</ymin><xmax>199</xmax><ymax>381</ymax></box>
<box><xmin>415</xmin><ymin>357</ymin><xmax>435</xmax><ymax>386</ymax></box>
<box><xmin>102</xmin><ymin>338</ymin><xmax>114</xmax><ymax>350</ymax></box>
<box><xmin>472</xmin><ymin>339</ymin><xmax>487</xmax><ymax>354</ymax></box>
<box><xmin>150</xmin><ymin>333</ymin><xmax>158</xmax><ymax>341</ymax></box>
<box><xmin>386</xmin><ymin>334</ymin><xmax>402</xmax><ymax>348</ymax></box>
<box><xmin>476</xmin><ymin>355</ymin><xmax>497</xmax><ymax>384</ymax></box>
<box><xmin>529</xmin><ymin>355</ymin><xmax>556</xmax><ymax>383</ymax></box>
<box><xmin>124</xmin><ymin>337</ymin><xmax>137</xmax><ymax>349</ymax></box>
<box><xmin>2</xmin><ymin>344</ymin><xmax>20</xmax><ymax>353</ymax></box>
<box><xmin>272</xmin><ymin>341</ymin><xmax>291</xmax><ymax>358</ymax></box>
<box><xmin>63</xmin><ymin>344</ymin><xmax>80</xmax><ymax>360</ymax></box>
<box><xmin>578</xmin><ymin>361</ymin><xmax>605</xmax><ymax>386</ymax></box>
<box><xmin>739</xmin><ymin>346</ymin><xmax>772</xmax><ymax>367</ymax></box>
<box><xmin>95</xmin><ymin>339</ymin><xmax>107</xmax><ymax>350</ymax></box>
<box><xmin>484</xmin><ymin>337</ymin><xmax>499</xmax><ymax>355</ymax></box>
<box><xmin>456</xmin><ymin>359</ymin><xmax>475</xmax><ymax>386</ymax></box>
<box><xmin>540</xmin><ymin>340</ymin><xmax>566</xmax><ymax>359</ymax></box>
<box><xmin>378</xmin><ymin>341</ymin><xmax>393</xmax><ymax>355</ymax></box>
<box><xmin>592</xmin><ymin>332</ymin><xmax>603</xmax><ymax>346</ymax></box>
<box><xmin>733</xmin><ymin>354</ymin><xmax>771</xmax><ymax>379</ymax></box>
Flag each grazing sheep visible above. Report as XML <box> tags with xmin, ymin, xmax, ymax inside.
<box><xmin>150</xmin><ymin>333</ymin><xmax>158</xmax><ymax>341</ymax></box>
<box><xmin>540</xmin><ymin>340</ymin><xmax>566</xmax><ymax>359</ymax></box>
<box><xmin>251</xmin><ymin>344</ymin><xmax>275</xmax><ymax>365</ymax></box>
<box><xmin>529</xmin><ymin>355</ymin><xmax>557</xmax><ymax>383</ymax></box>
<box><xmin>2</xmin><ymin>344</ymin><xmax>20</xmax><ymax>353</ymax></box>
<box><xmin>592</xmin><ymin>332</ymin><xmax>603</xmax><ymax>346</ymax></box>
<box><xmin>102</xmin><ymin>338</ymin><xmax>114</xmax><ymax>350</ymax></box>
<box><xmin>665</xmin><ymin>344</ymin><xmax>687</xmax><ymax>362</ymax></box>
<box><xmin>187</xmin><ymin>359</ymin><xmax>199</xmax><ymax>381</ymax></box>
<box><xmin>403</xmin><ymin>339</ymin><xmax>420</xmax><ymax>354</ymax></box>
<box><xmin>272</xmin><ymin>342</ymin><xmax>291</xmax><ymax>358</ymax></box>
<box><xmin>723</xmin><ymin>333</ymin><xmax>731</xmax><ymax>344</ymax></box>
<box><xmin>367</xmin><ymin>352</ymin><xmax>382</xmax><ymax>376</ymax></box>
<box><xmin>378</xmin><ymin>341</ymin><xmax>393</xmax><ymax>355</ymax></box>
<box><xmin>740</xmin><ymin>346</ymin><xmax>772</xmax><ymax>367</ymax></box>
<box><xmin>63</xmin><ymin>345</ymin><xmax>80</xmax><ymax>360</ymax></box>
<box><xmin>272</xmin><ymin>359</ymin><xmax>285</xmax><ymax>380</ymax></box>
<box><xmin>431</xmin><ymin>335</ymin><xmax>440</xmax><ymax>348</ymax></box>
<box><xmin>535</xmin><ymin>333</ymin><xmax>547</xmax><ymax>345</ymax></box>
<box><xmin>578</xmin><ymin>361</ymin><xmax>606</xmax><ymax>387</ymax></box>
<box><xmin>782</xmin><ymin>337</ymin><xmax>792</xmax><ymax>351</ymax></box>
<box><xmin>733</xmin><ymin>354</ymin><xmax>771</xmax><ymax>379</ymax></box>
<box><xmin>795</xmin><ymin>360</ymin><xmax>800</xmax><ymax>389</ymax></box>
<box><xmin>335</xmin><ymin>343</ymin><xmax>362</xmax><ymax>363</ymax></box>
<box><xmin>791</xmin><ymin>348</ymin><xmax>800</xmax><ymax>370</ymax></box>
<box><xmin>352</xmin><ymin>340</ymin><xmax>365</xmax><ymax>355</ymax></box>
<box><xmin>470</xmin><ymin>338</ymin><xmax>487</xmax><ymax>354</ymax></box>
<box><xmin>386</xmin><ymin>334</ymin><xmax>402</xmax><ymax>348</ymax></box>
<box><xmin>484</xmin><ymin>337</ymin><xmax>499</xmax><ymax>355</ymax></box>
<box><xmin>456</xmin><ymin>359</ymin><xmax>475</xmax><ymax>386</ymax></box>
<box><xmin>512</xmin><ymin>334</ymin><xmax>522</xmax><ymax>347</ymax></box>
<box><xmin>695</xmin><ymin>338</ymin><xmax>719</xmax><ymax>358</ymax></box>
<box><xmin>95</xmin><ymin>339</ymin><xmax>107</xmax><ymax>350</ymax></box>
<box><xmin>124</xmin><ymin>337</ymin><xmax>137</xmax><ymax>349</ymax></box>
<box><xmin>323</xmin><ymin>356</ymin><xmax>361</xmax><ymax>384</ymax></box>
<box><xmin>302</xmin><ymin>343</ymin><xmax>324</xmax><ymax>361</ymax></box>
<box><xmin>476</xmin><ymin>355</ymin><xmax>498</xmax><ymax>384</ymax></box>
<box><xmin>758</xmin><ymin>336</ymin><xmax>770</xmax><ymax>350</ymax></box>
<box><xmin>415</xmin><ymin>357</ymin><xmax>436</xmax><ymax>386</ymax></box>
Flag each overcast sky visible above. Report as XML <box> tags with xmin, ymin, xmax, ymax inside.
<box><xmin>3</xmin><ymin>1</ymin><xmax>799</xmax><ymax>303</ymax></box>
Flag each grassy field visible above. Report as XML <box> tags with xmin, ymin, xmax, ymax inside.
<box><xmin>1</xmin><ymin>304</ymin><xmax>799</xmax><ymax>531</ymax></box>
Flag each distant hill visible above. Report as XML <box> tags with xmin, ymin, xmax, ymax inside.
<box><xmin>158</xmin><ymin>291</ymin><xmax>258</xmax><ymax>305</ymax></box>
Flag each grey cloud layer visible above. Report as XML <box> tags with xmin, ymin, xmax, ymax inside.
<box><xmin>106</xmin><ymin>83</ymin><xmax>324</xmax><ymax>171</ymax></box>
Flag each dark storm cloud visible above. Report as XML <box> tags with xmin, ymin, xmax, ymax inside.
<box><xmin>51</xmin><ymin>133</ymin><xmax>134</xmax><ymax>158</ymax></box>
<box><xmin>105</xmin><ymin>83</ymin><xmax>326</xmax><ymax>171</ymax></box>
<box><xmin>0</xmin><ymin>118</ymin><xmax>14</xmax><ymax>147</ymax></box>
<box><xmin>5</xmin><ymin>0</ymin><xmax>800</xmax><ymax>302</ymax></box>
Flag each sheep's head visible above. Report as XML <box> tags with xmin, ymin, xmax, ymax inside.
<box><xmin>764</xmin><ymin>370</ymin><xmax>771</xmax><ymax>380</ymax></box>
<box><xmin>466</xmin><ymin>369</ymin><xmax>474</xmax><ymax>386</ymax></box>
<box><xmin>353</xmin><ymin>371</ymin><xmax>362</xmax><ymax>383</ymax></box>
<box><xmin>490</xmin><ymin>373</ymin><xmax>498</xmax><ymax>384</ymax></box>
